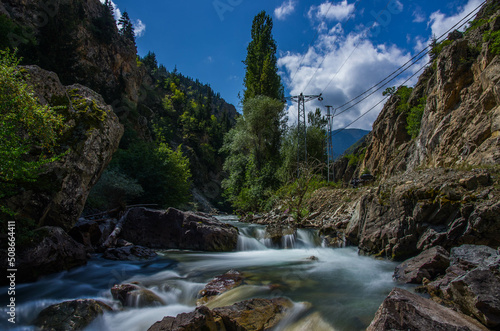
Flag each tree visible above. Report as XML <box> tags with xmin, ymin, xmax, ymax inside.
<box><xmin>118</xmin><ymin>11</ymin><xmax>135</xmax><ymax>43</ymax></box>
<box><xmin>0</xmin><ymin>50</ymin><xmax>64</xmax><ymax>209</ymax></box>
<box><xmin>221</xmin><ymin>96</ymin><xmax>286</xmax><ymax>211</ymax></box>
<box><xmin>243</xmin><ymin>11</ymin><xmax>284</xmax><ymax>102</ymax></box>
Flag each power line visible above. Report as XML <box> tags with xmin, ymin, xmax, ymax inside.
<box><xmin>328</xmin><ymin>0</ymin><xmax>486</xmax><ymax>113</ymax></box>
<box><xmin>331</xmin><ymin>63</ymin><xmax>427</xmax><ymax>137</ymax></box>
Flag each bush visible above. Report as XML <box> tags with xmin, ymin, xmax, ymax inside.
<box><xmin>406</xmin><ymin>98</ymin><xmax>426</xmax><ymax>139</ymax></box>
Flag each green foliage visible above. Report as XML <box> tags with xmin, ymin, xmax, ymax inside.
<box><xmin>382</xmin><ymin>86</ymin><xmax>396</xmax><ymax>96</ymax></box>
<box><xmin>87</xmin><ymin>168</ymin><xmax>144</xmax><ymax>210</ymax></box>
<box><xmin>243</xmin><ymin>11</ymin><xmax>284</xmax><ymax>102</ymax></box>
<box><xmin>430</xmin><ymin>40</ymin><xmax>452</xmax><ymax>61</ymax></box>
<box><xmin>91</xmin><ymin>1</ymin><xmax>117</xmax><ymax>44</ymax></box>
<box><xmin>406</xmin><ymin>97</ymin><xmax>426</xmax><ymax>139</ymax></box>
<box><xmin>118</xmin><ymin>11</ymin><xmax>135</xmax><ymax>44</ymax></box>
<box><xmin>395</xmin><ymin>86</ymin><xmax>414</xmax><ymax>113</ymax></box>
<box><xmin>0</xmin><ymin>50</ymin><xmax>64</xmax><ymax>201</ymax></box>
<box><xmin>111</xmin><ymin>140</ymin><xmax>191</xmax><ymax>208</ymax></box>
<box><xmin>221</xmin><ymin>96</ymin><xmax>286</xmax><ymax>211</ymax></box>
<box><xmin>345</xmin><ymin>148</ymin><xmax>366</xmax><ymax>167</ymax></box>
<box><xmin>484</xmin><ymin>30</ymin><xmax>500</xmax><ymax>55</ymax></box>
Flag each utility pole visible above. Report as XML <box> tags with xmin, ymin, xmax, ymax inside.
<box><xmin>325</xmin><ymin>105</ymin><xmax>335</xmax><ymax>182</ymax></box>
<box><xmin>289</xmin><ymin>93</ymin><xmax>323</xmax><ymax>176</ymax></box>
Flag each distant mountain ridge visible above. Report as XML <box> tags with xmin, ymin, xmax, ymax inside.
<box><xmin>329</xmin><ymin>129</ymin><xmax>370</xmax><ymax>160</ymax></box>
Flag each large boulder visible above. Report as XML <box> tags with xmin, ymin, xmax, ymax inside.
<box><xmin>394</xmin><ymin>246</ymin><xmax>450</xmax><ymax>284</ymax></box>
<box><xmin>198</xmin><ymin>270</ymin><xmax>245</xmax><ymax>305</ymax></box>
<box><xmin>2</xmin><ymin>66</ymin><xmax>123</xmax><ymax>231</ymax></box>
<box><xmin>33</xmin><ymin>299</ymin><xmax>112</xmax><ymax>331</ymax></box>
<box><xmin>119</xmin><ymin>208</ymin><xmax>239</xmax><ymax>251</ymax></box>
<box><xmin>15</xmin><ymin>227</ymin><xmax>87</xmax><ymax>283</ymax></box>
<box><xmin>148</xmin><ymin>298</ymin><xmax>293</xmax><ymax>331</ymax></box>
<box><xmin>103</xmin><ymin>245</ymin><xmax>157</xmax><ymax>261</ymax></box>
<box><xmin>367</xmin><ymin>288</ymin><xmax>489</xmax><ymax>331</ymax></box>
<box><xmin>111</xmin><ymin>283</ymin><xmax>165</xmax><ymax>308</ymax></box>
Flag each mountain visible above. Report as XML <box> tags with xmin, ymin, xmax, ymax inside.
<box><xmin>329</xmin><ymin>129</ymin><xmax>370</xmax><ymax>160</ymax></box>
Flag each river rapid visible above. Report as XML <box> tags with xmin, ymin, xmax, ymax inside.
<box><xmin>1</xmin><ymin>216</ymin><xmax>401</xmax><ymax>331</ymax></box>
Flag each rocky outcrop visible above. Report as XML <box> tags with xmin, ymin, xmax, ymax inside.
<box><xmin>367</xmin><ymin>288</ymin><xmax>489</xmax><ymax>331</ymax></box>
<box><xmin>119</xmin><ymin>208</ymin><xmax>239</xmax><ymax>251</ymax></box>
<box><xmin>33</xmin><ymin>299</ymin><xmax>112</xmax><ymax>330</ymax></box>
<box><xmin>394</xmin><ymin>246</ymin><xmax>450</xmax><ymax>284</ymax></box>
<box><xmin>15</xmin><ymin>227</ymin><xmax>87</xmax><ymax>283</ymax></box>
<box><xmin>111</xmin><ymin>283</ymin><xmax>165</xmax><ymax>308</ymax></box>
<box><xmin>148</xmin><ymin>298</ymin><xmax>293</xmax><ymax>331</ymax></box>
<box><xmin>3</xmin><ymin>66</ymin><xmax>123</xmax><ymax>231</ymax></box>
<box><xmin>265</xmin><ymin>224</ymin><xmax>296</xmax><ymax>248</ymax></box>
<box><xmin>345</xmin><ymin>168</ymin><xmax>499</xmax><ymax>259</ymax></box>
<box><xmin>198</xmin><ymin>270</ymin><xmax>245</xmax><ymax>305</ymax></box>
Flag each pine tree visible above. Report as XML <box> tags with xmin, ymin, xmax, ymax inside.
<box><xmin>104</xmin><ymin>0</ymin><xmax>114</xmax><ymax>18</ymax></box>
<box><xmin>243</xmin><ymin>11</ymin><xmax>284</xmax><ymax>102</ymax></box>
<box><xmin>118</xmin><ymin>11</ymin><xmax>135</xmax><ymax>43</ymax></box>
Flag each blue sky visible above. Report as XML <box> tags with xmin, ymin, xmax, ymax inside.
<box><xmin>108</xmin><ymin>0</ymin><xmax>485</xmax><ymax>130</ymax></box>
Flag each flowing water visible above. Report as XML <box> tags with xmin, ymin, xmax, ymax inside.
<box><xmin>1</xmin><ymin>216</ymin><xmax>401</xmax><ymax>331</ymax></box>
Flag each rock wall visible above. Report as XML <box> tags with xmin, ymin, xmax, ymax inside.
<box><xmin>3</xmin><ymin>66</ymin><xmax>123</xmax><ymax>230</ymax></box>
<box><xmin>337</xmin><ymin>2</ymin><xmax>500</xmax><ymax>181</ymax></box>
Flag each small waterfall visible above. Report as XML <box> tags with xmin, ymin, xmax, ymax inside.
<box><xmin>282</xmin><ymin>233</ymin><xmax>297</xmax><ymax>249</ymax></box>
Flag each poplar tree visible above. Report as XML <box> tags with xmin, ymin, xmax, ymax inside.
<box><xmin>243</xmin><ymin>11</ymin><xmax>284</xmax><ymax>102</ymax></box>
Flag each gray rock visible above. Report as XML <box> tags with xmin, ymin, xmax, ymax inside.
<box><xmin>367</xmin><ymin>288</ymin><xmax>489</xmax><ymax>331</ymax></box>
<box><xmin>197</xmin><ymin>270</ymin><xmax>245</xmax><ymax>305</ymax></box>
<box><xmin>34</xmin><ymin>299</ymin><xmax>111</xmax><ymax>331</ymax></box>
<box><xmin>148</xmin><ymin>298</ymin><xmax>293</xmax><ymax>331</ymax></box>
<box><xmin>450</xmin><ymin>244</ymin><xmax>499</xmax><ymax>270</ymax></box>
<box><xmin>16</xmin><ymin>227</ymin><xmax>87</xmax><ymax>283</ymax></box>
<box><xmin>119</xmin><ymin>208</ymin><xmax>239</xmax><ymax>251</ymax></box>
<box><xmin>394</xmin><ymin>246</ymin><xmax>450</xmax><ymax>284</ymax></box>
<box><xmin>111</xmin><ymin>283</ymin><xmax>165</xmax><ymax>308</ymax></box>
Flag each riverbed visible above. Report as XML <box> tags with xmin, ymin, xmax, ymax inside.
<box><xmin>0</xmin><ymin>216</ymin><xmax>401</xmax><ymax>330</ymax></box>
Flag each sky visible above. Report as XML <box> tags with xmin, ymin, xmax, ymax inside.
<box><xmin>106</xmin><ymin>0</ymin><xmax>485</xmax><ymax>131</ymax></box>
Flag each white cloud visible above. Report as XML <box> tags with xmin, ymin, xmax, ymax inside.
<box><xmin>134</xmin><ymin>19</ymin><xmax>146</xmax><ymax>37</ymax></box>
<box><xmin>412</xmin><ymin>9</ymin><xmax>426</xmax><ymax>23</ymax></box>
<box><xmin>278</xmin><ymin>23</ymin><xmax>423</xmax><ymax>131</ymax></box>
<box><xmin>275</xmin><ymin>0</ymin><xmax>296</xmax><ymax>21</ymax></box>
<box><xmin>428</xmin><ymin>0</ymin><xmax>483</xmax><ymax>38</ymax></box>
<box><xmin>308</xmin><ymin>0</ymin><xmax>355</xmax><ymax>22</ymax></box>
<box><xmin>99</xmin><ymin>0</ymin><xmax>121</xmax><ymax>21</ymax></box>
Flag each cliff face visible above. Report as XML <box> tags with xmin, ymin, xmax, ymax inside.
<box><xmin>357</xmin><ymin>2</ymin><xmax>500</xmax><ymax>180</ymax></box>
<box><xmin>4</xmin><ymin>66</ymin><xmax>123</xmax><ymax>230</ymax></box>
<box><xmin>0</xmin><ymin>0</ymin><xmax>142</xmax><ymax>105</ymax></box>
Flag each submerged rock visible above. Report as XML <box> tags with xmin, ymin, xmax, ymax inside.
<box><xmin>33</xmin><ymin>299</ymin><xmax>112</xmax><ymax>331</ymax></box>
<box><xmin>148</xmin><ymin>298</ymin><xmax>293</xmax><ymax>331</ymax></box>
<box><xmin>198</xmin><ymin>270</ymin><xmax>245</xmax><ymax>305</ymax></box>
<box><xmin>16</xmin><ymin>227</ymin><xmax>87</xmax><ymax>283</ymax></box>
<box><xmin>265</xmin><ymin>224</ymin><xmax>296</xmax><ymax>248</ymax></box>
<box><xmin>111</xmin><ymin>283</ymin><xmax>165</xmax><ymax>308</ymax></box>
<box><xmin>103</xmin><ymin>245</ymin><xmax>157</xmax><ymax>261</ymax></box>
<box><xmin>394</xmin><ymin>246</ymin><xmax>450</xmax><ymax>284</ymax></box>
<box><xmin>119</xmin><ymin>207</ymin><xmax>238</xmax><ymax>251</ymax></box>
<box><xmin>367</xmin><ymin>288</ymin><xmax>488</xmax><ymax>331</ymax></box>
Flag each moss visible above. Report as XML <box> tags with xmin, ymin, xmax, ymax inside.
<box><xmin>484</xmin><ymin>30</ymin><xmax>500</xmax><ymax>55</ymax></box>
<box><xmin>68</xmin><ymin>89</ymin><xmax>108</xmax><ymax>127</ymax></box>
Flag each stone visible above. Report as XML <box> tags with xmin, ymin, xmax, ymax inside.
<box><xmin>111</xmin><ymin>283</ymin><xmax>165</xmax><ymax>308</ymax></box>
<box><xmin>265</xmin><ymin>224</ymin><xmax>296</xmax><ymax>248</ymax></box>
<box><xmin>68</xmin><ymin>219</ymin><xmax>103</xmax><ymax>251</ymax></box>
<box><xmin>198</xmin><ymin>270</ymin><xmax>245</xmax><ymax>305</ymax></box>
<box><xmin>148</xmin><ymin>298</ymin><xmax>293</xmax><ymax>331</ymax></box>
<box><xmin>15</xmin><ymin>227</ymin><xmax>87</xmax><ymax>283</ymax></box>
<box><xmin>446</xmin><ymin>268</ymin><xmax>500</xmax><ymax>328</ymax></box>
<box><xmin>119</xmin><ymin>207</ymin><xmax>239</xmax><ymax>251</ymax></box>
<box><xmin>33</xmin><ymin>299</ymin><xmax>112</xmax><ymax>331</ymax></box>
<box><xmin>450</xmin><ymin>244</ymin><xmax>499</xmax><ymax>270</ymax></box>
<box><xmin>2</xmin><ymin>67</ymin><xmax>123</xmax><ymax>231</ymax></box>
<box><xmin>394</xmin><ymin>246</ymin><xmax>450</xmax><ymax>284</ymax></box>
<box><xmin>367</xmin><ymin>288</ymin><xmax>489</xmax><ymax>331</ymax></box>
<box><xmin>103</xmin><ymin>245</ymin><xmax>157</xmax><ymax>261</ymax></box>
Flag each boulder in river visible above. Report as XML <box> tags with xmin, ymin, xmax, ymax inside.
<box><xmin>394</xmin><ymin>245</ymin><xmax>450</xmax><ymax>284</ymax></box>
<box><xmin>367</xmin><ymin>288</ymin><xmax>489</xmax><ymax>331</ymax></box>
<box><xmin>33</xmin><ymin>299</ymin><xmax>112</xmax><ymax>330</ymax></box>
<box><xmin>15</xmin><ymin>227</ymin><xmax>88</xmax><ymax>283</ymax></box>
<box><xmin>119</xmin><ymin>207</ymin><xmax>238</xmax><ymax>251</ymax></box>
<box><xmin>111</xmin><ymin>283</ymin><xmax>165</xmax><ymax>308</ymax></box>
<box><xmin>198</xmin><ymin>270</ymin><xmax>245</xmax><ymax>305</ymax></box>
<box><xmin>148</xmin><ymin>297</ymin><xmax>293</xmax><ymax>331</ymax></box>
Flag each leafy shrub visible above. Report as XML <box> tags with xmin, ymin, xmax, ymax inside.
<box><xmin>395</xmin><ymin>86</ymin><xmax>413</xmax><ymax>113</ymax></box>
<box><xmin>406</xmin><ymin>98</ymin><xmax>426</xmax><ymax>139</ymax></box>
<box><xmin>484</xmin><ymin>30</ymin><xmax>500</xmax><ymax>55</ymax></box>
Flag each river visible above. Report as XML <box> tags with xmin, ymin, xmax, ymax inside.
<box><xmin>1</xmin><ymin>216</ymin><xmax>401</xmax><ymax>330</ymax></box>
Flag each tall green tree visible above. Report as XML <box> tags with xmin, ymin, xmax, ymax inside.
<box><xmin>118</xmin><ymin>11</ymin><xmax>135</xmax><ymax>43</ymax></box>
<box><xmin>243</xmin><ymin>11</ymin><xmax>284</xmax><ymax>102</ymax></box>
